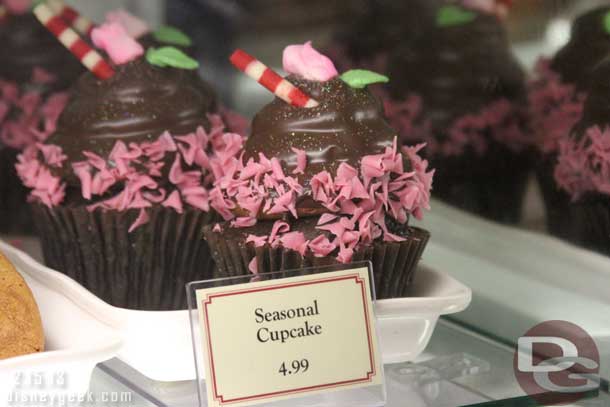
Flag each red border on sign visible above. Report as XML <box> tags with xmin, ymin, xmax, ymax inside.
<box><xmin>201</xmin><ymin>273</ymin><xmax>377</xmax><ymax>405</ymax></box>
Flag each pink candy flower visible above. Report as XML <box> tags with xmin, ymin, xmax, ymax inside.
<box><xmin>91</xmin><ymin>22</ymin><xmax>144</xmax><ymax>65</ymax></box>
<box><xmin>105</xmin><ymin>9</ymin><xmax>150</xmax><ymax>39</ymax></box>
<box><xmin>282</xmin><ymin>41</ymin><xmax>338</xmax><ymax>82</ymax></box>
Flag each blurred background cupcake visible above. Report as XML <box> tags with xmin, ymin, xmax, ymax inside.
<box><xmin>0</xmin><ymin>0</ymin><xmax>84</xmax><ymax>234</ymax></box>
<box><xmin>16</xmin><ymin>12</ymin><xmax>244</xmax><ymax>310</ymax></box>
<box><xmin>529</xmin><ymin>5</ymin><xmax>610</xmax><ymax>240</ymax></box>
<box><xmin>554</xmin><ymin>57</ymin><xmax>610</xmax><ymax>256</ymax></box>
<box><xmin>383</xmin><ymin>1</ymin><xmax>530</xmax><ymax>224</ymax></box>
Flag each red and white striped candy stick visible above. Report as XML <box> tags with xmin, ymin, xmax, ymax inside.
<box><xmin>230</xmin><ymin>49</ymin><xmax>319</xmax><ymax>108</ymax></box>
<box><xmin>46</xmin><ymin>0</ymin><xmax>95</xmax><ymax>36</ymax></box>
<box><xmin>33</xmin><ymin>3</ymin><xmax>114</xmax><ymax>80</ymax></box>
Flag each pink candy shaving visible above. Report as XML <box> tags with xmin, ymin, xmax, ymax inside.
<box><xmin>282</xmin><ymin>41</ymin><xmax>338</xmax><ymax>82</ymax></box>
<box><xmin>91</xmin><ymin>22</ymin><xmax>144</xmax><ymax>65</ymax></box>
<box><xmin>16</xmin><ymin>115</ymin><xmax>244</xmax><ymax>232</ymax></box>
<box><xmin>555</xmin><ymin>125</ymin><xmax>610</xmax><ymax>201</ymax></box>
<box><xmin>210</xmin><ymin>137</ymin><xmax>434</xmax><ymax>272</ymax></box>
<box><xmin>0</xmin><ymin>75</ymin><xmax>69</xmax><ymax>150</ymax></box>
<box><xmin>383</xmin><ymin>90</ymin><xmax>529</xmax><ymax>157</ymax></box>
<box><xmin>528</xmin><ymin>58</ymin><xmax>585</xmax><ymax>155</ymax></box>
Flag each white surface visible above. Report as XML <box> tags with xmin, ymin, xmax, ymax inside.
<box><xmin>0</xmin><ymin>239</ymin><xmax>470</xmax><ymax>384</ymax></box>
<box><xmin>417</xmin><ymin>199</ymin><xmax>610</xmax><ymax>344</ymax></box>
<box><xmin>0</xmin><ymin>241</ymin><xmax>122</xmax><ymax>406</ymax></box>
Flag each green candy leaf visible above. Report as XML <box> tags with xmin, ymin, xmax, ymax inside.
<box><xmin>153</xmin><ymin>25</ymin><xmax>193</xmax><ymax>47</ymax></box>
<box><xmin>340</xmin><ymin>69</ymin><xmax>389</xmax><ymax>89</ymax></box>
<box><xmin>436</xmin><ymin>5</ymin><xmax>476</xmax><ymax>27</ymax></box>
<box><xmin>604</xmin><ymin>11</ymin><xmax>610</xmax><ymax>35</ymax></box>
<box><xmin>146</xmin><ymin>47</ymin><xmax>199</xmax><ymax>70</ymax></box>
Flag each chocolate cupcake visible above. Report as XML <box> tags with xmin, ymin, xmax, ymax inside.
<box><xmin>529</xmin><ymin>6</ymin><xmax>610</xmax><ymax>238</ymax></box>
<box><xmin>16</xmin><ymin>21</ymin><xmax>243</xmax><ymax>310</ymax></box>
<box><xmin>383</xmin><ymin>3</ymin><xmax>529</xmax><ymax>224</ymax></box>
<box><xmin>0</xmin><ymin>4</ymin><xmax>84</xmax><ymax>234</ymax></box>
<box><xmin>554</xmin><ymin>58</ymin><xmax>610</xmax><ymax>255</ymax></box>
<box><xmin>204</xmin><ymin>43</ymin><xmax>434</xmax><ymax>299</ymax></box>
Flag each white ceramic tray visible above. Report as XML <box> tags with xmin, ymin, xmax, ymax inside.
<box><xmin>0</xmin><ymin>239</ymin><xmax>471</xmax><ymax>384</ymax></box>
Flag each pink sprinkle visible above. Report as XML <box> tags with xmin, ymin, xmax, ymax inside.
<box><xmin>279</xmin><ymin>231</ymin><xmax>308</xmax><ymax>256</ymax></box>
<box><xmin>129</xmin><ymin>208</ymin><xmax>150</xmax><ymax>232</ymax></box>
<box><xmin>246</xmin><ymin>234</ymin><xmax>267</xmax><ymax>247</ymax></box>
<box><xmin>162</xmin><ymin>190</ymin><xmax>184</xmax><ymax>213</ymax></box>
<box><xmin>269</xmin><ymin>220</ymin><xmax>290</xmax><ymax>243</ymax></box>
<box><xmin>213</xmin><ymin>223</ymin><xmax>223</xmax><ymax>232</ymax></box>
<box><xmin>248</xmin><ymin>257</ymin><xmax>258</xmax><ymax>274</ymax></box>
<box><xmin>317</xmin><ymin>213</ymin><xmax>338</xmax><ymax>226</ymax></box>
<box><xmin>32</xmin><ymin>67</ymin><xmax>56</xmax><ymax>85</ymax></box>
<box><xmin>91</xmin><ymin>22</ymin><xmax>144</xmax><ymax>65</ymax></box>
<box><xmin>231</xmin><ymin>217</ymin><xmax>257</xmax><ymax>228</ymax></box>
<box><xmin>72</xmin><ymin>162</ymin><xmax>93</xmax><ymax>200</ymax></box>
<box><xmin>291</xmin><ymin>148</ymin><xmax>307</xmax><ymax>174</ymax></box>
<box><xmin>309</xmin><ymin>235</ymin><xmax>336</xmax><ymax>257</ymax></box>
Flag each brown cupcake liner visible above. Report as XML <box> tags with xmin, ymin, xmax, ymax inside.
<box><xmin>431</xmin><ymin>144</ymin><xmax>532</xmax><ymax>225</ymax></box>
<box><xmin>31</xmin><ymin>204</ymin><xmax>218</xmax><ymax>310</ymax></box>
<box><xmin>0</xmin><ymin>147</ymin><xmax>35</xmax><ymax>234</ymax></box>
<box><xmin>204</xmin><ymin>225</ymin><xmax>430</xmax><ymax>299</ymax></box>
<box><xmin>564</xmin><ymin>194</ymin><xmax>610</xmax><ymax>256</ymax></box>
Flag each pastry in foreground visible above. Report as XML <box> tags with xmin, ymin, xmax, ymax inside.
<box><xmin>0</xmin><ymin>251</ymin><xmax>44</xmax><ymax>360</ymax></box>
<box><xmin>0</xmin><ymin>0</ymin><xmax>84</xmax><ymax>234</ymax></box>
<box><xmin>554</xmin><ymin>58</ymin><xmax>610</xmax><ymax>256</ymax></box>
<box><xmin>16</xmin><ymin>16</ymin><xmax>243</xmax><ymax>310</ymax></box>
<box><xmin>529</xmin><ymin>6</ymin><xmax>610</xmax><ymax>238</ymax></box>
<box><xmin>204</xmin><ymin>43</ymin><xmax>434</xmax><ymax>299</ymax></box>
<box><xmin>383</xmin><ymin>2</ymin><xmax>529</xmax><ymax>224</ymax></box>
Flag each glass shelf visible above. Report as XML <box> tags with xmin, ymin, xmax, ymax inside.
<box><xmin>88</xmin><ymin>319</ymin><xmax>609</xmax><ymax>407</ymax></box>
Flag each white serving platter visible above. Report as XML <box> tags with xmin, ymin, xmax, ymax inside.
<box><xmin>0</xmin><ymin>240</ymin><xmax>123</xmax><ymax>406</ymax></box>
<box><xmin>0</xmin><ymin>239</ymin><xmax>471</xmax><ymax>384</ymax></box>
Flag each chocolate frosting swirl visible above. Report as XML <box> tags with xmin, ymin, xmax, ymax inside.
<box><xmin>0</xmin><ymin>13</ymin><xmax>84</xmax><ymax>90</ymax></box>
<box><xmin>551</xmin><ymin>6</ymin><xmax>610</xmax><ymax>90</ymax></box>
<box><xmin>247</xmin><ymin>76</ymin><xmax>397</xmax><ymax>175</ymax></box>
<box><xmin>245</xmin><ymin>76</ymin><xmax>402</xmax><ymax>218</ymax></box>
<box><xmin>47</xmin><ymin>57</ymin><xmax>218</xmax><ymax>182</ymax></box>
<box><xmin>387</xmin><ymin>12</ymin><xmax>525</xmax><ymax>131</ymax></box>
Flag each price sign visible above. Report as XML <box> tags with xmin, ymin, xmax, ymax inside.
<box><xmin>191</xmin><ymin>266</ymin><xmax>382</xmax><ymax>407</ymax></box>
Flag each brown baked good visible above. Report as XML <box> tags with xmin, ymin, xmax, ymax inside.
<box><xmin>0</xmin><ymin>252</ymin><xmax>44</xmax><ymax>360</ymax></box>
